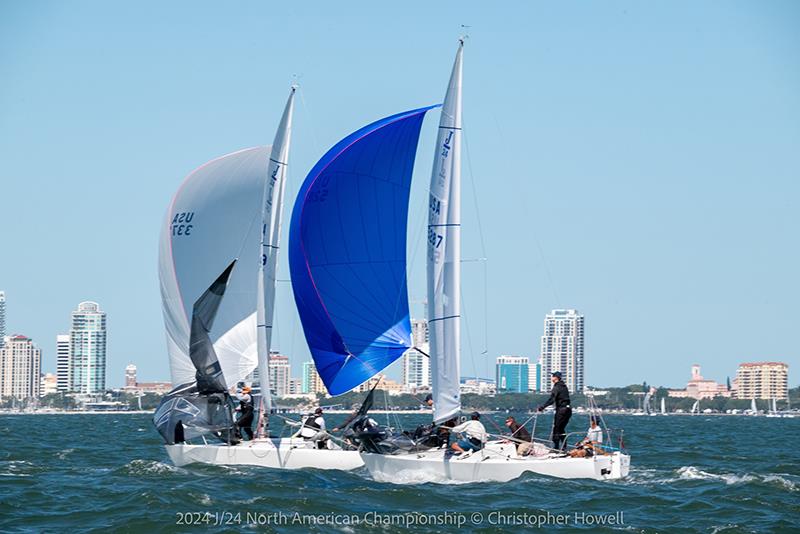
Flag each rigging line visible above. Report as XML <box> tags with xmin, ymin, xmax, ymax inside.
<box><xmin>297</xmin><ymin>86</ymin><xmax>322</xmax><ymax>160</ymax></box>
<box><xmin>491</xmin><ymin>113</ymin><xmax>561</xmax><ymax>305</ymax></box>
<box><xmin>461</xmin><ymin>121</ymin><xmax>489</xmax><ymax>357</ymax></box>
<box><xmin>460</xmin><ymin>284</ymin><xmax>479</xmax><ymax>384</ymax></box>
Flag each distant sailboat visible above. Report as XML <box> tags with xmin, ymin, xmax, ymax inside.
<box><xmin>750</xmin><ymin>398</ymin><xmax>758</xmax><ymax>415</ymax></box>
<box><xmin>661</xmin><ymin>397</ymin><xmax>666</xmax><ymax>415</ymax></box>
<box><xmin>691</xmin><ymin>400</ymin><xmax>700</xmax><ymax>415</ymax></box>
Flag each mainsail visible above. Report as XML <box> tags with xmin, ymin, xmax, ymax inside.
<box><xmin>256</xmin><ymin>87</ymin><xmax>296</xmax><ymax>415</ymax></box>
<box><xmin>289</xmin><ymin>106</ymin><xmax>437</xmax><ymax>395</ymax></box>
<box><xmin>159</xmin><ymin>146</ymin><xmax>273</xmax><ymax>388</ymax></box>
<box><xmin>428</xmin><ymin>42</ymin><xmax>463</xmax><ymax>423</ymax></box>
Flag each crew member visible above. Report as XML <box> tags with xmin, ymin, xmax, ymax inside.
<box><xmin>504</xmin><ymin>416</ymin><xmax>532</xmax><ymax>456</ymax></box>
<box><xmin>235</xmin><ymin>386</ymin><xmax>255</xmax><ymax>440</ymax></box>
<box><xmin>568</xmin><ymin>416</ymin><xmax>604</xmax><ymax>458</ymax></box>
<box><xmin>450</xmin><ymin>412</ymin><xmax>487</xmax><ymax>454</ymax></box>
<box><xmin>537</xmin><ymin>371</ymin><xmax>572</xmax><ymax>451</ymax></box>
<box><xmin>296</xmin><ymin>407</ymin><xmax>328</xmax><ymax>449</ymax></box>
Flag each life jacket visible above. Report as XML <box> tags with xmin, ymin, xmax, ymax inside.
<box><xmin>304</xmin><ymin>415</ymin><xmax>321</xmax><ymax>430</ymax></box>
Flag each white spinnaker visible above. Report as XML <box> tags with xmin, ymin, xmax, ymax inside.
<box><xmin>257</xmin><ymin>87</ymin><xmax>295</xmax><ymax>415</ymax></box>
<box><xmin>428</xmin><ymin>42</ymin><xmax>463</xmax><ymax>424</ymax></box>
<box><xmin>159</xmin><ymin>146</ymin><xmax>271</xmax><ymax>388</ymax></box>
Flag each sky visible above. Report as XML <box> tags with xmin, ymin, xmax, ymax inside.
<box><xmin>1</xmin><ymin>1</ymin><xmax>798</xmax><ymax>389</ymax></box>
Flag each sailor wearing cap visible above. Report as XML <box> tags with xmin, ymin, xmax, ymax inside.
<box><xmin>450</xmin><ymin>411</ymin><xmax>487</xmax><ymax>454</ymax></box>
<box><xmin>537</xmin><ymin>371</ymin><xmax>572</xmax><ymax>451</ymax></box>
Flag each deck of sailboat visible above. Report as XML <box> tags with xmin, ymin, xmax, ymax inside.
<box><xmin>165</xmin><ymin>437</ymin><xmax>363</xmax><ymax>469</ymax></box>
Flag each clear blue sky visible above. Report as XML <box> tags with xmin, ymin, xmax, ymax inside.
<box><xmin>1</xmin><ymin>1</ymin><xmax>798</xmax><ymax>389</ymax></box>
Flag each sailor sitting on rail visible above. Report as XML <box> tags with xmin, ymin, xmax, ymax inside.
<box><xmin>568</xmin><ymin>416</ymin><xmax>604</xmax><ymax>458</ymax></box>
<box><xmin>450</xmin><ymin>412</ymin><xmax>487</xmax><ymax>454</ymax></box>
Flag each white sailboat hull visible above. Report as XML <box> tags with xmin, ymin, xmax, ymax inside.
<box><xmin>361</xmin><ymin>441</ymin><xmax>630</xmax><ymax>483</ymax></box>
<box><xmin>165</xmin><ymin>437</ymin><xmax>364</xmax><ymax>470</ymax></box>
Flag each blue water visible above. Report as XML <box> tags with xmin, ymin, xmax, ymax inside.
<box><xmin>0</xmin><ymin>413</ymin><xmax>797</xmax><ymax>532</ymax></box>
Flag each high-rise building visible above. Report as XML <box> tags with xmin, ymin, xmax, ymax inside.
<box><xmin>539</xmin><ymin>309</ymin><xmax>584</xmax><ymax>393</ymax></box>
<box><xmin>403</xmin><ymin>318</ymin><xmax>431</xmax><ymax>390</ymax></box>
<box><xmin>496</xmin><ymin>355</ymin><xmax>529</xmax><ymax>393</ymax></box>
<box><xmin>735</xmin><ymin>362</ymin><xmax>789</xmax><ymax>400</ymax></box>
<box><xmin>125</xmin><ymin>364</ymin><xmax>137</xmax><ymax>388</ymax></box>
<box><xmin>301</xmin><ymin>361</ymin><xmax>326</xmax><ymax>394</ymax></box>
<box><xmin>0</xmin><ymin>335</ymin><xmax>42</xmax><ymax>400</ymax></box>
<box><xmin>0</xmin><ymin>291</ymin><xmax>6</xmax><ymax>348</ymax></box>
<box><xmin>69</xmin><ymin>301</ymin><xmax>107</xmax><ymax>394</ymax></box>
<box><xmin>268</xmin><ymin>353</ymin><xmax>291</xmax><ymax>397</ymax></box>
<box><xmin>403</xmin><ymin>348</ymin><xmax>431</xmax><ymax>390</ymax></box>
<box><xmin>288</xmin><ymin>378</ymin><xmax>303</xmax><ymax>395</ymax></box>
<box><xmin>528</xmin><ymin>362</ymin><xmax>541</xmax><ymax>392</ymax></box>
<box><xmin>56</xmin><ymin>334</ymin><xmax>70</xmax><ymax>392</ymax></box>
<box><xmin>411</xmin><ymin>318</ymin><xmax>429</xmax><ymax>347</ymax></box>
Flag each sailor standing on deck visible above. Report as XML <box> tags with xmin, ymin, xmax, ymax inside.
<box><xmin>537</xmin><ymin>371</ymin><xmax>572</xmax><ymax>451</ymax></box>
<box><xmin>235</xmin><ymin>386</ymin><xmax>255</xmax><ymax>440</ymax></box>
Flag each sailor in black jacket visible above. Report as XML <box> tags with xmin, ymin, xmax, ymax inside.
<box><xmin>537</xmin><ymin>371</ymin><xmax>572</xmax><ymax>451</ymax></box>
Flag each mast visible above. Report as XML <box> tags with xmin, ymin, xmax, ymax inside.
<box><xmin>256</xmin><ymin>86</ymin><xmax>296</xmax><ymax>436</ymax></box>
<box><xmin>428</xmin><ymin>41</ymin><xmax>463</xmax><ymax>424</ymax></box>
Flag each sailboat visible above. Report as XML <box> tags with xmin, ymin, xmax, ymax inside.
<box><xmin>750</xmin><ymin>398</ymin><xmax>758</xmax><ymax>416</ymax></box>
<box><xmin>766</xmin><ymin>397</ymin><xmax>781</xmax><ymax>418</ymax></box>
<box><xmin>691</xmin><ymin>400</ymin><xmax>700</xmax><ymax>415</ymax></box>
<box><xmin>661</xmin><ymin>397</ymin><xmax>666</xmax><ymax>415</ymax></box>
<box><xmin>153</xmin><ymin>87</ymin><xmax>362</xmax><ymax>470</ymax></box>
<box><xmin>352</xmin><ymin>42</ymin><xmax>628</xmax><ymax>482</ymax></box>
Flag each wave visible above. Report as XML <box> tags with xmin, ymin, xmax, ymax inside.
<box><xmin>118</xmin><ymin>459</ymin><xmax>183</xmax><ymax>476</ymax></box>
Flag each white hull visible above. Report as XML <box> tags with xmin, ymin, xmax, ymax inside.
<box><xmin>362</xmin><ymin>441</ymin><xmax>630</xmax><ymax>483</ymax></box>
<box><xmin>165</xmin><ymin>437</ymin><xmax>364</xmax><ymax>470</ymax></box>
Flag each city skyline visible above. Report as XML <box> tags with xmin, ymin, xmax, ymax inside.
<box><xmin>0</xmin><ymin>286</ymin><xmax>793</xmax><ymax>393</ymax></box>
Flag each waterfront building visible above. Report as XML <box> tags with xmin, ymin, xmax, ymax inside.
<box><xmin>460</xmin><ymin>377</ymin><xmax>496</xmax><ymax>395</ymax></box>
<box><xmin>735</xmin><ymin>362</ymin><xmax>788</xmax><ymax>400</ymax></box>
<box><xmin>301</xmin><ymin>361</ymin><xmax>326</xmax><ymax>394</ymax></box>
<box><xmin>134</xmin><ymin>382</ymin><xmax>172</xmax><ymax>395</ymax></box>
<box><xmin>268</xmin><ymin>353</ymin><xmax>291</xmax><ymax>397</ymax></box>
<box><xmin>40</xmin><ymin>373</ymin><xmax>58</xmax><ymax>396</ymax></box>
<box><xmin>411</xmin><ymin>318</ymin><xmax>429</xmax><ymax>347</ymax></box>
<box><xmin>125</xmin><ymin>364</ymin><xmax>137</xmax><ymax>388</ymax></box>
<box><xmin>667</xmin><ymin>364</ymin><xmax>731</xmax><ymax>400</ymax></box>
<box><xmin>496</xmin><ymin>355</ymin><xmax>529</xmax><ymax>393</ymax></box>
<box><xmin>56</xmin><ymin>334</ymin><xmax>70</xmax><ymax>392</ymax></box>
<box><xmin>356</xmin><ymin>373</ymin><xmax>404</xmax><ymax>395</ymax></box>
<box><xmin>0</xmin><ymin>334</ymin><xmax>42</xmax><ymax>400</ymax></box>
<box><xmin>0</xmin><ymin>291</ymin><xmax>5</xmax><ymax>348</ymax></box>
<box><xmin>69</xmin><ymin>301</ymin><xmax>107</xmax><ymax>394</ymax></box>
<box><xmin>539</xmin><ymin>309</ymin><xmax>584</xmax><ymax>393</ymax></box>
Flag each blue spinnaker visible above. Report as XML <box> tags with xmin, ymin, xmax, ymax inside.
<box><xmin>289</xmin><ymin>106</ymin><xmax>437</xmax><ymax>395</ymax></box>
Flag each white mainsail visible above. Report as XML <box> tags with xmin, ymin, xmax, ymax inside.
<box><xmin>428</xmin><ymin>41</ymin><xmax>463</xmax><ymax>423</ymax></box>
<box><xmin>256</xmin><ymin>87</ymin><xmax>296</xmax><ymax>419</ymax></box>
<box><xmin>751</xmin><ymin>398</ymin><xmax>757</xmax><ymax>413</ymax></box>
<box><xmin>661</xmin><ymin>397</ymin><xmax>666</xmax><ymax>414</ymax></box>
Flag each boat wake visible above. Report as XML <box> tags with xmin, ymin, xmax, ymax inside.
<box><xmin>625</xmin><ymin>465</ymin><xmax>798</xmax><ymax>490</ymax></box>
<box><xmin>369</xmin><ymin>468</ymin><xmax>483</xmax><ymax>486</ymax></box>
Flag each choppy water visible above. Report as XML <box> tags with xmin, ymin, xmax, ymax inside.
<box><xmin>0</xmin><ymin>412</ymin><xmax>797</xmax><ymax>533</ymax></box>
